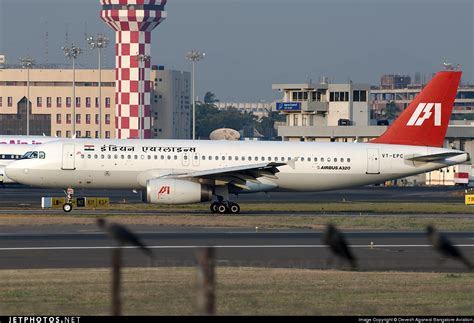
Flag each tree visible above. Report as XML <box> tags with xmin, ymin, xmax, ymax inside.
<box><xmin>381</xmin><ymin>101</ymin><xmax>401</xmax><ymax>120</ymax></box>
<box><xmin>203</xmin><ymin>92</ymin><xmax>219</xmax><ymax>105</ymax></box>
<box><xmin>255</xmin><ymin>110</ymin><xmax>285</xmax><ymax>139</ymax></box>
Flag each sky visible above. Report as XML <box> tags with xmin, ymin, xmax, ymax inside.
<box><xmin>0</xmin><ymin>0</ymin><xmax>472</xmax><ymax>102</ymax></box>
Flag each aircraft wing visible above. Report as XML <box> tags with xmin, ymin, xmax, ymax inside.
<box><xmin>405</xmin><ymin>152</ymin><xmax>466</xmax><ymax>163</ymax></box>
<box><xmin>163</xmin><ymin>162</ymin><xmax>286</xmax><ymax>190</ymax></box>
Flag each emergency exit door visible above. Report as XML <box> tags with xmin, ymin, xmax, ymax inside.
<box><xmin>62</xmin><ymin>143</ymin><xmax>76</xmax><ymax>170</ymax></box>
<box><xmin>366</xmin><ymin>148</ymin><xmax>380</xmax><ymax>174</ymax></box>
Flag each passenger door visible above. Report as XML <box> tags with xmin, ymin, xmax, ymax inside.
<box><xmin>62</xmin><ymin>143</ymin><xmax>76</xmax><ymax>170</ymax></box>
<box><xmin>366</xmin><ymin>148</ymin><xmax>380</xmax><ymax>174</ymax></box>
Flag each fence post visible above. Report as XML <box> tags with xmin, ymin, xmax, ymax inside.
<box><xmin>196</xmin><ymin>247</ymin><xmax>215</xmax><ymax>315</ymax></box>
<box><xmin>112</xmin><ymin>247</ymin><xmax>122</xmax><ymax>316</ymax></box>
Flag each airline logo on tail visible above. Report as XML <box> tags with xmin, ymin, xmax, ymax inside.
<box><xmin>406</xmin><ymin>103</ymin><xmax>441</xmax><ymax>126</ymax></box>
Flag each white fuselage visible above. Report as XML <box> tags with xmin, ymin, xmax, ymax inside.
<box><xmin>5</xmin><ymin>139</ymin><xmax>469</xmax><ymax>192</ymax></box>
<box><xmin>0</xmin><ymin>136</ymin><xmax>59</xmax><ymax>183</ymax></box>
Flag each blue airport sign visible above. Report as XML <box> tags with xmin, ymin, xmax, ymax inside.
<box><xmin>276</xmin><ymin>102</ymin><xmax>301</xmax><ymax>111</ymax></box>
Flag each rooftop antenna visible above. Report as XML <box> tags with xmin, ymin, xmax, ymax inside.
<box><xmin>65</xmin><ymin>23</ymin><xmax>70</xmax><ymax>46</ymax></box>
<box><xmin>44</xmin><ymin>22</ymin><xmax>49</xmax><ymax>64</ymax></box>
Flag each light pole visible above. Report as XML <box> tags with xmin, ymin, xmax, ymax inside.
<box><xmin>62</xmin><ymin>44</ymin><xmax>82</xmax><ymax>137</ymax></box>
<box><xmin>185</xmin><ymin>50</ymin><xmax>205</xmax><ymax>140</ymax></box>
<box><xmin>136</xmin><ymin>53</ymin><xmax>151</xmax><ymax>140</ymax></box>
<box><xmin>87</xmin><ymin>34</ymin><xmax>109</xmax><ymax>139</ymax></box>
<box><xmin>19</xmin><ymin>57</ymin><xmax>35</xmax><ymax>136</ymax></box>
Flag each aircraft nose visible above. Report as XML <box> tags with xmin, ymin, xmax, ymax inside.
<box><xmin>5</xmin><ymin>162</ymin><xmax>29</xmax><ymax>183</ymax></box>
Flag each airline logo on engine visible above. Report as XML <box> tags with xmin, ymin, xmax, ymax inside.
<box><xmin>157</xmin><ymin>185</ymin><xmax>170</xmax><ymax>198</ymax></box>
<box><xmin>406</xmin><ymin>103</ymin><xmax>441</xmax><ymax>126</ymax></box>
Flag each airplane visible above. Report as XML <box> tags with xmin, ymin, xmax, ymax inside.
<box><xmin>0</xmin><ymin>136</ymin><xmax>58</xmax><ymax>184</ymax></box>
<box><xmin>5</xmin><ymin>70</ymin><xmax>470</xmax><ymax>213</ymax></box>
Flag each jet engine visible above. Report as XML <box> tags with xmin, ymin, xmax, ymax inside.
<box><xmin>146</xmin><ymin>178</ymin><xmax>212</xmax><ymax>204</ymax></box>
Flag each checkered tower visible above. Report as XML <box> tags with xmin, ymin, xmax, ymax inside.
<box><xmin>100</xmin><ymin>0</ymin><xmax>167</xmax><ymax>139</ymax></box>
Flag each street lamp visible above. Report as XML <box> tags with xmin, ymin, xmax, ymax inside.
<box><xmin>185</xmin><ymin>50</ymin><xmax>205</xmax><ymax>140</ymax></box>
<box><xmin>136</xmin><ymin>53</ymin><xmax>151</xmax><ymax>140</ymax></box>
<box><xmin>87</xmin><ymin>34</ymin><xmax>109</xmax><ymax>139</ymax></box>
<box><xmin>19</xmin><ymin>56</ymin><xmax>35</xmax><ymax>136</ymax></box>
<box><xmin>62</xmin><ymin>44</ymin><xmax>82</xmax><ymax>137</ymax></box>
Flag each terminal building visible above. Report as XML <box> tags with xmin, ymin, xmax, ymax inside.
<box><xmin>272</xmin><ymin>78</ymin><xmax>474</xmax><ymax>185</ymax></box>
<box><xmin>0</xmin><ymin>65</ymin><xmax>191</xmax><ymax>139</ymax></box>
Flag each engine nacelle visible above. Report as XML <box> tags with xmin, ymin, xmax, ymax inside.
<box><xmin>0</xmin><ymin>166</ymin><xmax>14</xmax><ymax>184</ymax></box>
<box><xmin>146</xmin><ymin>178</ymin><xmax>212</xmax><ymax>204</ymax></box>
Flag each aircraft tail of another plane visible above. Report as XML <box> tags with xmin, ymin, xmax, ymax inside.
<box><xmin>370</xmin><ymin>70</ymin><xmax>462</xmax><ymax>147</ymax></box>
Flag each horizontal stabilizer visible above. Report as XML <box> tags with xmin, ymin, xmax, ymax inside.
<box><xmin>405</xmin><ymin>152</ymin><xmax>466</xmax><ymax>163</ymax></box>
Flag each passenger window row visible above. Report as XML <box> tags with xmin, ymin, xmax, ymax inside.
<box><xmin>80</xmin><ymin>154</ymin><xmax>351</xmax><ymax>163</ymax></box>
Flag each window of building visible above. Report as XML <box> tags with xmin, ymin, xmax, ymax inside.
<box><xmin>105</xmin><ymin>131</ymin><xmax>110</xmax><ymax>139</ymax></box>
<box><xmin>86</xmin><ymin>114</ymin><xmax>91</xmax><ymax>124</ymax></box>
<box><xmin>95</xmin><ymin>97</ymin><xmax>99</xmax><ymax>108</ymax></box>
<box><xmin>293</xmin><ymin>114</ymin><xmax>299</xmax><ymax>126</ymax></box>
<box><xmin>86</xmin><ymin>97</ymin><xmax>91</xmax><ymax>108</ymax></box>
<box><xmin>95</xmin><ymin>114</ymin><xmax>99</xmax><ymax>124</ymax></box>
<box><xmin>37</xmin><ymin>97</ymin><xmax>42</xmax><ymax>107</ymax></box>
<box><xmin>66</xmin><ymin>114</ymin><xmax>71</xmax><ymax>124</ymax></box>
<box><xmin>85</xmin><ymin>131</ymin><xmax>91</xmax><ymax>138</ymax></box>
<box><xmin>329</xmin><ymin>91</ymin><xmax>349</xmax><ymax>102</ymax></box>
<box><xmin>353</xmin><ymin>90</ymin><xmax>367</xmax><ymax>102</ymax></box>
<box><xmin>0</xmin><ymin>97</ymin><xmax>2</xmax><ymax>107</ymax></box>
<box><xmin>46</xmin><ymin>97</ymin><xmax>52</xmax><ymax>108</ymax></box>
<box><xmin>105</xmin><ymin>114</ymin><xmax>111</xmax><ymax>125</ymax></box>
<box><xmin>76</xmin><ymin>131</ymin><xmax>81</xmax><ymax>138</ymax></box>
<box><xmin>66</xmin><ymin>97</ymin><xmax>71</xmax><ymax>108</ymax></box>
<box><xmin>76</xmin><ymin>114</ymin><xmax>81</xmax><ymax>124</ymax></box>
<box><xmin>56</xmin><ymin>130</ymin><xmax>61</xmax><ymax>137</ymax></box>
<box><xmin>7</xmin><ymin>97</ymin><xmax>12</xmax><ymax>107</ymax></box>
<box><xmin>302</xmin><ymin>115</ymin><xmax>307</xmax><ymax>126</ymax></box>
<box><xmin>311</xmin><ymin>91</ymin><xmax>321</xmax><ymax>102</ymax></box>
<box><xmin>105</xmin><ymin>97</ymin><xmax>111</xmax><ymax>108</ymax></box>
<box><xmin>292</xmin><ymin>91</ymin><xmax>309</xmax><ymax>102</ymax></box>
<box><xmin>57</xmin><ymin>97</ymin><xmax>62</xmax><ymax>108</ymax></box>
<box><xmin>56</xmin><ymin>114</ymin><xmax>61</xmax><ymax>124</ymax></box>
<box><xmin>75</xmin><ymin>97</ymin><xmax>80</xmax><ymax>107</ymax></box>
<box><xmin>66</xmin><ymin>131</ymin><xmax>71</xmax><ymax>138</ymax></box>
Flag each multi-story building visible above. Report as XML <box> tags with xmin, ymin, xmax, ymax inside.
<box><xmin>0</xmin><ymin>65</ymin><xmax>191</xmax><ymax>139</ymax></box>
<box><xmin>380</xmin><ymin>74</ymin><xmax>411</xmax><ymax>89</ymax></box>
<box><xmin>215</xmin><ymin>102</ymin><xmax>272</xmax><ymax>119</ymax></box>
<box><xmin>272</xmin><ymin>81</ymin><xmax>371</xmax><ymax>142</ymax></box>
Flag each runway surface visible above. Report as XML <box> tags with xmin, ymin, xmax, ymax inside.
<box><xmin>0</xmin><ymin>185</ymin><xmax>468</xmax><ymax>207</ymax></box>
<box><xmin>0</xmin><ymin>226</ymin><xmax>472</xmax><ymax>272</ymax></box>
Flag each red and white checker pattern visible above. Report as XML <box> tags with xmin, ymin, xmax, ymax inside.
<box><xmin>100</xmin><ymin>0</ymin><xmax>166</xmax><ymax>139</ymax></box>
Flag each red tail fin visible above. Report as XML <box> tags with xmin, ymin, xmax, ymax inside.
<box><xmin>370</xmin><ymin>71</ymin><xmax>461</xmax><ymax>147</ymax></box>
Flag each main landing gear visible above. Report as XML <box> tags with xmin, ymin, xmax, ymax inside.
<box><xmin>63</xmin><ymin>187</ymin><xmax>74</xmax><ymax>213</ymax></box>
<box><xmin>210</xmin><ymin>201</ymin><xmax>241</xmax><ymax>214</ymax></box>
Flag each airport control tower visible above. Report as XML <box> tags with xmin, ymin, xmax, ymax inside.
<box><xmin>100</xmin><ymin>0</ymin><xmax>167</xmax><ymax>139</ymax></box>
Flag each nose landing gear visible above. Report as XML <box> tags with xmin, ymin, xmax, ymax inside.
<box><xmin>62</xmin><ymin>187</ymin><xmax>74</xmax><ymax>213</ymax></box>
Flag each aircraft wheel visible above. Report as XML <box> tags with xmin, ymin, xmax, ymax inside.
<box><xmin>210</xmin><ymin>202</ymin><xmax>220</xmax><ymax>213</ymax></box>
<box><xmin>229</xmin><ymin>202</ymin><xmax>240</xmax><ymax>214</ymax></box>
<box><xmin>63</xmin><ymin>203</ymin><xmax>73</xmax><ymax>213</ymax></box>
<box><xmin>217</xmin><ymin>203</ymin><xmax>229</xmax><ymax>214</ymax></box>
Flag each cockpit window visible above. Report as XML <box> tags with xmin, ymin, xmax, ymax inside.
<box><xmin>21</xmin><ymin>151</ymin><xmax>33</xmax><ymax>159</ymax></box>
<box><xmin>21</xmin><ymin>151</ymin><xmax>46</xmax><ymax>159</ymax></box>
